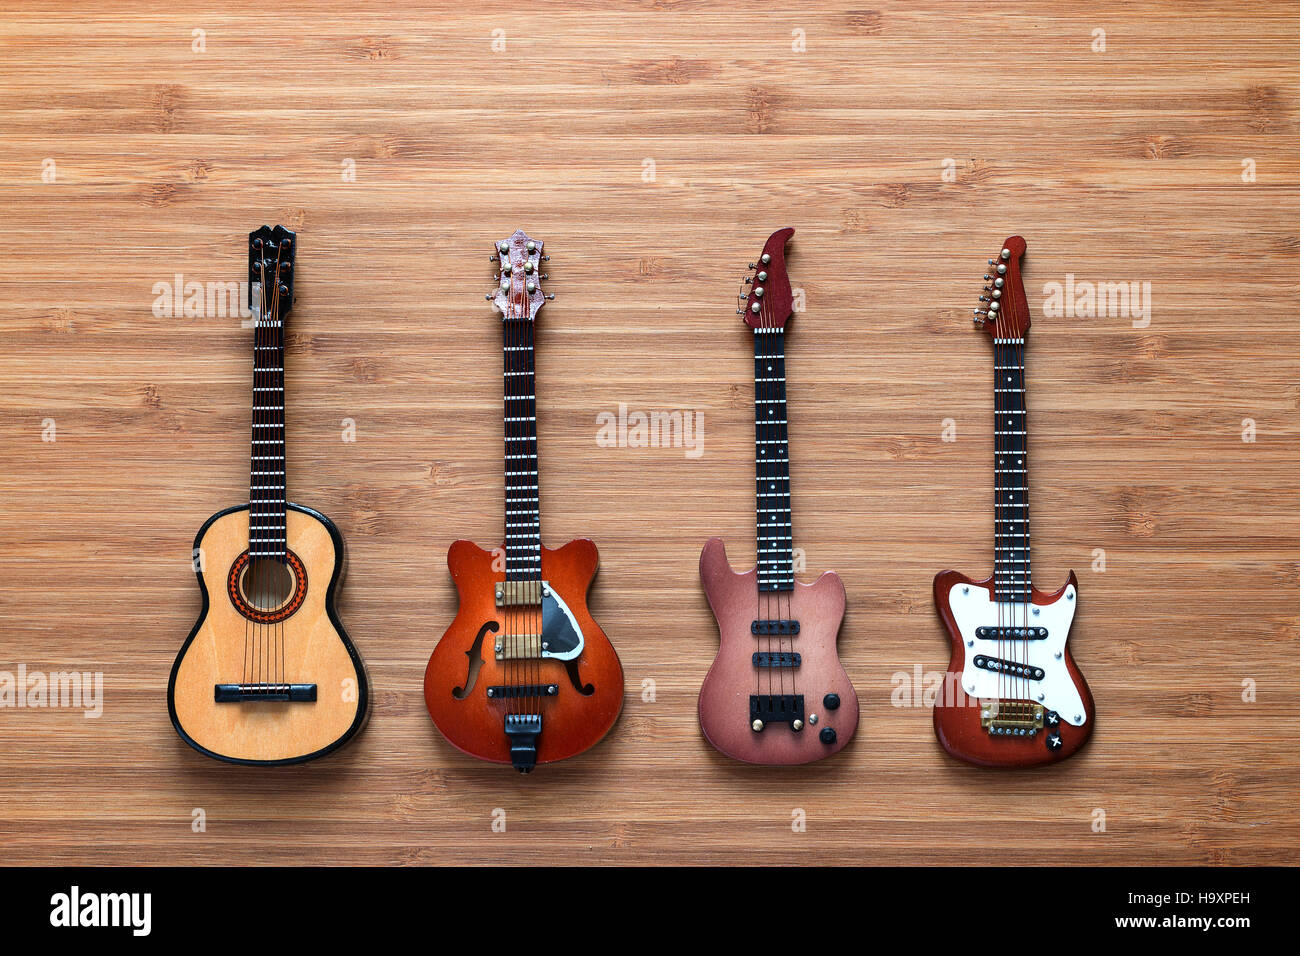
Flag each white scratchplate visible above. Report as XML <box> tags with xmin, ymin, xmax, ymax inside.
<box><xmin>947</xmin><ymin>581</ymin><xmax>1087</xmax><ymax>726</ymax></box>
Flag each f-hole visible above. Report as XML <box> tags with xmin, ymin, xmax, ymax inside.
<box><xmin>239</xmin><ymin>557</ymin><xmax>294</xmax><ymax>613</ymax></box>
<box><xmin>564</xmin><ymin>659</ymin><xmax>595</xmax><ymax>696</ymax></box>
<box><xmin>454</xmin><ymin>621</ymin><xmax>497</xmax><ymax>699</ymax></box>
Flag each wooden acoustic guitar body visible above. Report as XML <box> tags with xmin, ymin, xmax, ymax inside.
<box><xmin>424</xmin><ymin>538</ymin><xmax>624</xmax><ymax>767</ymax></box>
<box><xmin>933</xmin><ymin>569</ymin><xmax>1094</xmax><ymax>768</ymax></box>
<box><xmin>169</xmin><ymin>503</ymin><xmax>368</xmax><ymax>765</ymax></box>
<box><xmin>698</xmin><ymin>537</ymin><xmax>858</xmax><ymax>764</ymax></box>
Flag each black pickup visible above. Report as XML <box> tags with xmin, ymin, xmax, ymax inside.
<box><xmin>752</xmin><ymin>651</ymin><xmax>801</xmax><ymax>668</ymax></box>
<box><xmin>752</xmin><ymin>619</ymin><xmax>800</xmax><ymax>636</ymax></box>
<box><xmin>973</xmin><ymin>655</ymin><xmax>1044</xmax><ymax>681</ymax></box>
<box><xmin>214</xmin><ymin>683</ymin><xmax>316</xmax><ymax>702</ymax></box>
<box><xmin>975</xmin><ymin>625</ymin><xmax>1048</xmax><ymax>640</ymax></box>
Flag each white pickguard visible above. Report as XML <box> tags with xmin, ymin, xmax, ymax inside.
<box><xmin>947</xmin><ymin>581</ymin><xmax>1087</xmax><ymax>726</ymax></box>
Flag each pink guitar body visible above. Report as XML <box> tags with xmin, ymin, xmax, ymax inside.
<box><xmin>698</xmin><ymin>537</ymin><xmax>859</xmax><ymax>764</ymax></box>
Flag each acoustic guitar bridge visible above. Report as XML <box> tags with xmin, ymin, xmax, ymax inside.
<box><xmin>214</xmin><ymin>683</ymin><xmax>317</xmax><ymax>703</ymax></box>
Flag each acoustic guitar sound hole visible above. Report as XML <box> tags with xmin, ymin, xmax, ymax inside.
<box><xmin>227</xmin><ymin>551</ymin><xmax>308</xmax><ymax>624</ymax></box>
<box><xmin>241</xmin><ymin>558</ymin><xmax>294</xmax><ymax>611</ymax></box>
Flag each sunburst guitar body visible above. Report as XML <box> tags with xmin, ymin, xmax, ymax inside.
<box><xmin>423</xmin><ymin>230</ymin><xmax>623</xmax><ymax>772</ymax></box>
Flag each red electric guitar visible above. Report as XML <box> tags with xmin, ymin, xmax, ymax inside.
<box><xmin>933</xmin><ymin>235</ymin><xmax>1095</xmax><ymax>767</ymax></box>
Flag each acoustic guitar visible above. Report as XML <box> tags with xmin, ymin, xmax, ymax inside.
<box><xmin>423</xmin><ymin>230</ymin><xmax>624</xmax><ymax>772</ymax></box>
<box><xmin>698</xmin><ymin>227</ymin><xmax>859</xmax><ymax>764</ymax></box>
<box><xmin>168</xmin><ymin>226</ymin><xmax>368</xmax><ymax>765</ymax></box>
<box><xmin>932</xmin><ymin>235</ymin><xmax>1094</xmax><ymax>767</ymax></box>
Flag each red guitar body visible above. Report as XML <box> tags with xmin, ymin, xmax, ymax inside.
<box><xmin>424</xmin><ymin>539</ymin><xmax>623</xmax><ymax>767</ymax></box>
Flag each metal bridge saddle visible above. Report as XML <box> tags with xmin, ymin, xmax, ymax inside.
<box><xmin>749</xmin><ymin>694</ymin><xmax>805</xmax><ymax>732</ymax></box>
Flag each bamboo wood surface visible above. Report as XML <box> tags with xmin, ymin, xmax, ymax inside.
<box><xmin>1</xmin><ymin>1</ymin><xmax>1298</xmax><ymax>865</ymax></box>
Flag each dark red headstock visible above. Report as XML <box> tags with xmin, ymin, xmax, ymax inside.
<box><xmin>490</xmin><ymin>229</ymin><xmax>550</xmax><ymax>322</ymax></box>
<box><xmin>740</xmin><ymin>227</ymin><xmax>795</xmax><ymax>330</ymax></box>
<box><xmin>973</xmin><ymin>235</ymin><xmax>1029</xmax><ymax>339</ymax></box>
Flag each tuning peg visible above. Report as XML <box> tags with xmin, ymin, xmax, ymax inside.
<box><xmin>542</xmin><ymin>255</ymin><xmax>550</xmax><ymax>261</ymax></box>
<box><xmin>545</xmin><ymin>293</ymin><xmax>555</xmax><ymax>300</ymax></box>
<box><xmin>761</xmin><ymin>253</ymin><xmax>771</xmax><ymax>264</ymax></box>
<box><xmin>485</xmin><ymin>293</ymin><xmax>494</xmax><ymax>300</ymax></box>
<box><xmin>994</xmin><ymin>277</ymin><xmax>1004</xmax><ymax>288</ymax></box>
<box><xmin>490</xmin><ymin>256</ymin><xmax>498</xmax><ymax>262</ymax></box>
<box><xmin>979</xmin><ymin>296</ymin><xmax>990</xmax><ymax>302</ymax></box>
<box><xmin>739</xmin><ymin>293</ymin><xmax>749</xmax><ymax>300</ymax></box>
<box><xmin>737</xmin><ymin>309</ymin><xmax>746</xmax><ymax>315</ymax></box>
<box><xmin>997</xmin><ymin>263</ymin><xmax>1007</xmax><ymax>274</ymax></box>
<box><xmin>743</xmin><ymin>276</ymin><xmax>752</xmax><ymax>284</ymax></box>
<box><xmin>748</xmin><ymin>262</ymin><xmax>756</xmax><ymax>269</ymax></box>
<box><xmin>540</xmin><ymin>273</ymin><xmax>548</xmax><ymax>279</ymax></box>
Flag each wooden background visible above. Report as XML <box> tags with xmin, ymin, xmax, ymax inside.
<box><xmin>1</xmin><ymin>1</ymin><xmax>1297</xmax><ymax>866</ymax></box>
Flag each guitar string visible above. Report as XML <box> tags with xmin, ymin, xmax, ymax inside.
<box><xmin>766</xmin><ymin>291</ymin><xmax>791</xmax><ymax>701</ymax></box>
<box><xmin>525</xmin><ymin>315</ymin><xmax>539</xmax><ymax>717</ymax></box>
<box><xmin>504</xmin><ymin>279</ymin><xmax>518</xmax><ymax>718</ymax></box>
<box><xmin>994</xmin><ymin>282</ymin><xmax>1006</xmax><ymax>712</ymax></box>
<box><xmin>243</xmin><ymin>243</ymin><xmax>263</xmax><ymax>686</ymax></box>
<box><xmin>756</xmin><ymin>313</ymin><xmax>773</xmax><ymax>703</ymax></box>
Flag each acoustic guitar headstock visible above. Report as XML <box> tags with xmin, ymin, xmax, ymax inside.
<box><xmin>739</xmin><ymin>227</ymin><xmax>795</xmax><ymax>331</ymax></box>
<box><xmin>490</xmin><ymin>229</ymin><xmax>551</xmax><ymax>322</ymax></box>
<box><xmin>972</xmin><ymin>235</ymin><xmax>1029</xmax><ymax>339</ymax></box>
<box><xmin>248</xmin><ymin>225</ymin><xmax>296</xmax><ymax>321</ymax></box>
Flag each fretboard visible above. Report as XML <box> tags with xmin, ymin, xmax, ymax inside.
<box><xmin>503</xmin><ymin>321</ymin><xmax>541</xmax><ymax>581</ymax></box>
<box><xmin>992</xmin><ymin>336</ymin><xmax>1030</xmax><ymax>601</ymax></box>
<box><xmin>249</xmin><ymin>306</ymin><xmax>286</xmax><ymax>558</ymax></box>
<box><xmin>754</xmin><ymin>328</ymin><xmax>793</xmax><ymax>592</ymax></box>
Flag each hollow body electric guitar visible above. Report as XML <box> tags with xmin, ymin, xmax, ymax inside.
<box><xmin>933</xmin><ymin>235</ymin><xmax>1094</xmax><ymax>768</ymax></box>
<box><xmin>424</xmin><ymin>230</ymin><xmax>624</xmax><ymax>773</ymax></box>
<box><xmin>698</xmin><ymin>228</ymin><xmax>859</xmax><ymax>764</ymax></box>
<box><xmin>169</xmin><ymin>226</ymin><xmax>368</xmax><ymax>765</ymax></box>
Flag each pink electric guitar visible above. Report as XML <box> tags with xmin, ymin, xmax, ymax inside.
<box><xmin>697</xmin><ymin>227</ymin><xmax>859</xmax><ymax>764</ymax></box>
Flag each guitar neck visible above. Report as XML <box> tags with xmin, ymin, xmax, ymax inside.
<box><xmin>992</xmin><ymin>334</ymin><xmax>1031</xmax><ymax>601</ymax></box>
<box><xmin>248</xmin><ymin>287</ymin><xmax>287</xmax><ymax>558</ymax></box>
<box><xmin>503</xmin><ymin>319</ymin><xmax>541</xmax><ymax>581</ymax></box>
<box><xmin>754</xmin><ymin>327</ymin><xmax>793</xmax><ymax>592</ymax></box>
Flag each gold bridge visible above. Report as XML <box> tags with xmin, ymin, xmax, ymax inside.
<box><xmin>495</xmin><ymin>580</ymin><xmax>546</xmax><ymax>607</ymax></box>
<box><xmin>980</xmin><ymin>700</ymin><xmax>1044</xmax><ymax>732</ymax></box>
<box><xmin>494</xmin><ymin>633</ymin><xmax>542</xmax><ymax>661</ymax></box>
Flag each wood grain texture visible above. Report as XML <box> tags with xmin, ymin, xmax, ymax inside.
<box><xmin>169</xmin><ymin>504</ymin><xmax>368</xmax><ymax>764</ymax></box>
<box><xmin>1</xmin><ymin>1</ymin><xmax>1298</xmax><ymax>865</ymax></box>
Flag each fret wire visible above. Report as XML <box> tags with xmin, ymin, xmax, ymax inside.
<box><xmin>503</xmin><ymin>319</ymin><xmax>542</xmax><ymax>580</ymax></box>
<box><xmin>993</xmin><ymin>340</ymin><xmax>1030</xmax><ymax>597</ymax></box>
<box><xmin>754</xmin><ymin>327</ymin><xmax>794</xmax><ymax>591</ymax></box>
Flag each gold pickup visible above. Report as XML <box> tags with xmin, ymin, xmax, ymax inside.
<box><xmin>495</xmin><ymin>580</ymin><xmax>546</xmax><ymax>607</ymax></box>
<box><xmin>981</xmin><ymin>700</ymin><xmax>1044</xmax><ymax>732</ymax></box>
<box><xmin>494</xmin><ymin>633</ymin><xmax>542</xmax><ymax>660</ymax></box>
